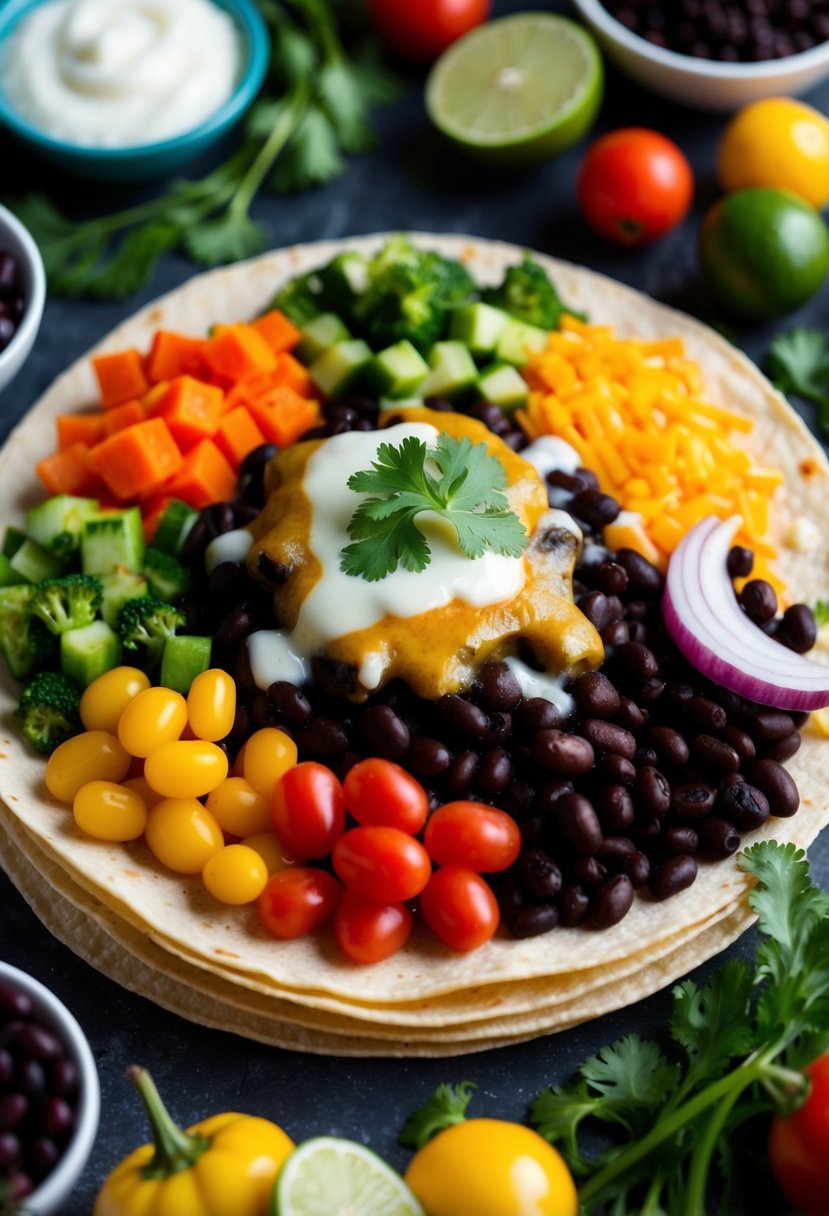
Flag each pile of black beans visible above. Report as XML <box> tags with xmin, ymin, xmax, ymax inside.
<box><xmin>603</xmin><ymin>0</ymin><xmax>829</xmax><ymax>62</ymax></box>
<box><xmin>179</xmin><ymin>393</ymin><xmax>815</xmax><ymax>939</ymax></box>
<box><xmin>0</xmin><ymin>980</ymin><xmax>80</xmax><ymax>1203</ymax></box>
<box><xmin>0</xmin><ymin>253</ymin><xmax>25</xmax><ymax>354</ymax></box>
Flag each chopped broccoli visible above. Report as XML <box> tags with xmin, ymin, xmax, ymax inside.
<box><xmin>0</xmin><ymin>585</ymin><xmax>57</xmax><ymax>679</ymax></box>
<box><xmin>17</xmin><ymin>671</ymin><xmax>81</xmax><ymax>754</ymax></box>
<box><xmin>481</xmin><ymin>254</ymin><xmax>583</xmax><ymax>331</ymax></box>
<box><xmin>142</xmin><ymin>548</ymin><xmax>191</xmax><ymax>603</ymax></box>
<box><xmin>116</xmin><ymin>596</ymin><xmax>186</xmax><ymax>669</ymax></box>
<box><xmin>351</xmin><ymin>236</ymin><xmax>477</xmax><ymax>353</ymax></box>
<box><xmin>31</xmin><ymin>574</ymin><xmax>103</xmax><ymax>635</ymax></box>
<box><xmin>272</xmin><ymin>272</ymin><xmax>323</xmax><ymax>325</ymax></box>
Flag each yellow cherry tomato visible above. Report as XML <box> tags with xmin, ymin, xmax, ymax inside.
<box><xmin>80</xmin><ymin>666</ymin><xmax>151</xmax><ymax>734</ymax></box>
<box><xmin>202</xmin><ymin>844</ymin><xmax>269</xmax><ymax>904</ymax></box>
<box><xmin>206</xmin><ymin>777</ymin><xmax>272</xmax><ymax>836</ymax></box>
<box><xmin>145</xmin><ymin>798</ymin><xmax>224</xmax><ymax>874</ymax></box>
<box><xmin>187</xmin><ymin>669</ymin><xmax>236</xmax><ymax>741</ymax></box>
<box><xmin>122</xmin><ymin>776</ymin><xmax>163</xmax><ymax>809</ymax></box>
<box><xmin>74</xmin><ymin>781</ymin><xmax>147</xmax><ymax>842</ymax></box>
<box><xmin>718</xmin><ymin>98</ymin><xmax>829</xmax><ymax>209</ymax></box>
<box><xmin>239</xmin><ymin>728</ymin><xmax>297</xmax><ymax>799</ymax></box>
<box><xmin>45</xmin><ymin>731</ymin><xmax>132</xmax><ymax>804</ymax></box>
<box><xmin>241</xmin><ymin>830</ymin><xmax>300</xmax><ymax>875</ymax></box>
<box><xmin>118</xmin><ymin>687</ymin><xmax>188</xmax><ymax>758</ymax></box>
<box><xmin>144</xmin><ymin>741</ymin><xmax>229</xmax><ymax>799</ymax></box>
<box><xmin>404</xmin><ymin>1119</ymin><xmax>578</xmax><ymax>1216</ymax></box>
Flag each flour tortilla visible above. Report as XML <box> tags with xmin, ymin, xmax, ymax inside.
<box><xmin>1</xmin><ymin>235</ymin><xmax>828</xmax><ymax>1050</ymax></box>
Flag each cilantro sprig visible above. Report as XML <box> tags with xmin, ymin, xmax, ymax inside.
<box><xmin>340</xmin><ymin>434</ymin><xmax>529</xmax><ymax>582</ymax></box>
<box><xmin>764</xmin><ymin>327</ymin><xmax>829</xmax><ymax>439</ymax></box>
<box><xmin>7</xmin><ymin>0</ymin><xmax>398</xmax><ymax>298</ymax></box>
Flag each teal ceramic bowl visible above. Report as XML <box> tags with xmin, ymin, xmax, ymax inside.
<box><xmin>0</xmin><ymin>0</ymin><xmax>269</xmax><ymax>182</ymax></box>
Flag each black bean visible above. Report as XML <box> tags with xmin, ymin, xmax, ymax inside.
<box><xmin>594</xmin><ymin>784</ymin><xmax>635</xmax><ymax>833</ymax></box>
<box><xmin>597</xmin><ymin>835</ymin><xmax>637</xmax><ymax>864</ymax></box>
<box><xmin>594</xmin><ymin>755</ymin><xmax>636</xmax><ymax>786</ymax></box>
<box><xmin>0</xmin><ymin>1133</ymin><xmax>19</xmax><ymax>1169</ymax></box>
<box><xmin>648</xmin><ymin>726</ymin><xmax>690</xmax><ymax>768</ymax></box>
<box><xmin>252</xmin><ymin>693</ymin><xmax>277</xmax><ymax>728</ymax></box>
<box><xmin>572</xmin><ymin>856</ymin><xmax>608</xmax><ymax>889</ymax></box>
<box><xmin>569</xmin><ymin>488</ymin><xmax>621</xmax><ymax>529</ymax></box>
<box><xmin>624</xmin><ymin>850</ymin><xmax>651</xmax><ymax>888</ymax></box>
<box><xmin>762</xmin><ymin>733</ymin><xmax>802</xmax><ymax>763</ymax></box>
<box><xmin>16</xmin><ymin>1060</ymin><xmax>44</xmax><ymax>1097</ymax></box>
<box><xmin>671</xmin><ymin>783</ymin><xmax>717</xmax><ymax>821</ymax></box>
<box><xmin>49</xmin><ymin>1057</ymin><xmax>79</xmax><ymax>1097</ymax></box>
<box><xmin>487</xmin><ymin>711</ymin><xmax>513</xmax><ymax>744</ymax></box>
<box><xmin>29</xmin><ymin>1137</ymin><xmax>59</xmax><ymax>1179</ymax></box>
<box><xmin>615</xmin><ymin>548</ymin><xmax>664</xmax><ymax>596</ymax></box>
<box><xmin>776</xmin><ymin>603</ymin><xmax>817</xmax><ymax>654</ymax></box>
<box><xmin>690</xmin><ymin>734</ymin><xmax>741</xmax><ymax>775</ymax></box>
<box><xmin>748</xmin><ymin>759</ymin><xmax>800</xmax><ymax>817</ymax></box>
<box><xmin>687</xmin><ymin>696</ymin><xmax>727</xmax><ymax>732</ymax></box>
<box><xmin>700</xmin><ymin>817</ymin><xmax>741</xmax><ymax>859</ymax></box>
<box><xmin>560</xmin><ymin>884</ymin><xmax>590</xmax><ymax>926</ymax></box>
<box><xmin>519</xmin><ymin>849</ymin><xmax>563</xmax><ymax>900</ymax></box>
<box><xmin>663</xmin><ymin>825</ymin><xmax>698</xmax><ymax>855</ymax></box>
<box><xmin>514</xmin><ymin>697</ymin><xmax>560</xmax><ymax>736</ymax></box>
<box><xmin>534</xmin><ymin>779</ymin><xmax>574</xmax><ymax>814</ymax></box>
<box><xmin>520</xmin><ymin>817</ymin><xmax>543</xmax><ymax>848</ymax></box>
<box><xmin>749</xmin><ymin>710</ymin><xmax>796</xmax><ymax>741</ymax></box>
<box><xmin>720</xmin><ymin>725</ymin><xmax>755</xmax><ymax>764</ymax></box>
<box><xmin>38</xmin><ymin>1098</ymin><xmax>73</xmax><ymax>1139</ymax></box>
<box><xmin>0</xmin><ymin>1050</ymin><xmax>11</xmax><ymax>1088</ymax></box>
<box><xmin>580</xmin><ymin>719</ymin><xmax>637</xmax><ymax>760</ymax></box>
<box><xmin>216</xmin><ymin>609</ymin><xmax>254</xmax><ymax>652</ymax></box>
<box><xmin>595</xmin><ymin>561</ymin><xmax>629</xmax><ymax>596</ymax></box>
<box><xmin>634</xmin><ymin>766</ymin><xmax>671</xmax><ymax>818</ymax></box>
<box><xmin>573</xmin><ymin>672</ymin><xmax>620</xmax><ymax>719</ymax></box>
<box><xmin>267</xmin><ymin>682</ymin><xmax>312</xmax><ymax>728</ymax></box>
<box><xmin>0</xmin><ymin>987</ymin><xmax>31</xmax><ymax>1019</ymax></box>
<box><xmin>739</xmin><ymin>579</ymin><xmax>777</xmax><ymax>624</ymax></box>
<box><xmin>406</xmin><ymin>736</ymin><xmax>451</xmax><ymax>778</ymax></box>
<box><xmin>623</xmin><ymin>599</ymin><xmax>649</xmax><ymax>623</ymax></box>
<box><xmin>626</xmin><ymin>621</ymin><xmax>649</xmax><ymax>645</ymax></box>
<box><xmin>727</xmin><ymin>545</ymin><xmax>754</xmax><ymax>579</ymax></box>
<box><xmin>555</xmin><ymin>793</ymin><xmax>603</xmax><ymax>855</ymax></box>
<box><xmin>531</xmin><ymin>730</ymin><xmax>595</xmax><ymax>775</ymax></box>
<box><xmin>590</xmin><ymin>875</ymin><xmax>634</xmax><ymax>928</ymax></box>
<box><xmin>499</xmin><ymin>779</ymin><xmax>535</xmax><ymax>817</ymax></box>
<box><xmin>717</xmin><ymin>781</ymin><xmax>769</xmax><ymax>832</ymax></box>
<box><xmin>0</xmin><ymin>1094</ymin><xmax>27</xmax><ymax>1132</ymax></box>
<box><xmin>615</xmin><ymin>697</ymin><xmax>647</xmax><ymax>730</ymax></box>
<box><xmin>602</xmin><ymin>620</ymin><xmax>630</xmax><ymax>647</ymax></box>
<box><xmin>204</xmin><ymin>502</ymin><xmax>236</xmax><ymax>537</ymax></box>
<box><xmin>444</xmin><ymin>751</ymin><xmax>479</xmax><ymax>795</ymax></box>
<box><xmin>547</xmin><ymin>468</ymin><xmax>588</xmax><ymax>494</ymax></box>
<box><xmin>475</xmin><ymin>662</ymin><xmax>523</xmax><ymax>711</ymax></box>
<box><xmin>578</xmin><ymin>590</ymin><xmax>614</xmax><ymax>632</ymax></box>
<box><xmin>13</xmin><ymin>1020</ymin><xmax>61</xmax><ymax>1062</ymax></box>
<box><xmin>617</xmin><ymin>641</ymin><xmax>660</xmax><ymax>682</ymax></box>
<box><xmin>505</xmin><ymin>902</ymin><xmax>560</xmax><ymax>939</ymax></box>
<box><xmin>477</xmin><ymin>749</ymin><xmax>512</xmax><ymax>795</ymax></box>
<box><xmin>437</xmin><ymin>695</ymin><xmax>490</xmax><ymax>742</ymax></box>
<box><xmin>650</xmin><ymin>855</ymin><xmax>698</xmax><ymax>900</ymax></box>
<box><xmin>180</xmin><ymin>514</ymin><xmax>210</xmax><ymax>563</ymax></box>
<box><xmin>301</xmin><ymin>717</ymin><xmax>349</xmax><ymax>757</ymax></box>
<box><xmin>357</xmin><ymin>705</ymin><xmax>409</xmax><ymax>759</ymax></box>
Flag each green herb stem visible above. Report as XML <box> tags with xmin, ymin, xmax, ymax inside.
<box><xmin>229</xmin><ymin>79</ymin><xmax>310</xmax><ymax>221</ymax></box>
<box><xmin>683</xmin><ymin>1071</ymin><xmax>752</xmax><ymax>1216</ymax></box>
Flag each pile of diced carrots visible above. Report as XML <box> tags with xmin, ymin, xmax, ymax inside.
<box><xmin>37</xmin><ymin>310</ymin><xmax>319</xmax><ymax>536</ymax></box>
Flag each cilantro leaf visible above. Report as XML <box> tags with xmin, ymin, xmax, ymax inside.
<box><xmin>765</xmin><ymin>328</ymin><xmax>829</xmax><ymax>404</ymax></box>
<box><xmin>399</xmin><ymin>1082</ymin><xmax>475</xmax><ymax>1150</ymax></box>
<box><xmin>340</xmin><ymin>435</ymin><xmax>529</xmax><ymax>581</ymax></box>
<box><xmin>815</xmin><ymin>599</ymin><xmax>829</xmax><ymax>627</ymax></box>
<box><xmin>269</xmin><ymin>106</ymin><xmax>344</xmax><ymax>193</ymax></box>
<box><xmin>182</xmin><ymin>212</ymin><xmax>267</xmax><ymax>268</ymax></box>
<box><xmin>670</xmin><ymin>961</ymin><xmax>755</xmax><ymax>1089</ymax></box>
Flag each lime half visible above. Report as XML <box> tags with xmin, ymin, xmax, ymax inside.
<box><xmin>426</xmin><ymin>13</ymin><xmax>603</xmax><ymax>165</ymax></box>
<box><xmin>272</xmin><ymin>1137</ymin><xmax>426</xmax><ymax>1216</ymax></box>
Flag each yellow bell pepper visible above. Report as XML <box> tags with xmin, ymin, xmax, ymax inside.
<box><xmin>93</xmin><ymin>1067</ymin><xmax>294</xmax><ymax>1216</ymax></box>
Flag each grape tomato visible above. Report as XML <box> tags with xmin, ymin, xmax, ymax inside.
<box><xmin>423</xmin><ymin>800</ymin><xmax>521</xmax><ymax>872</ymax></box>
<box><xmin>271</xmin><ymin>762</ymin><xmax>345</xmax><ymax>858</ymax></box>
<box><xmin>332</xmin><ymin>826</ymin><xmax>432</xmax><ymax>903</ymax></box>
<box><xmin>343</xmin><ymin>758</ymin><xmax>429</xmax><ymax>835</ymax></box>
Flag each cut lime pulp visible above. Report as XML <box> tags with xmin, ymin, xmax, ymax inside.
<box><xmin>272</xmin><ymin>1137</ymin><xmax>426</xmax><ymax>1216</ymax></box>
<box><xmin>426</xmin><ymin>13</ymin><xmax>603</xmax><ymax>166</ymax></box>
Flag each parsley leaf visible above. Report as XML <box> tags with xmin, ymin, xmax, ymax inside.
<box><xmin>340</xmin><ymin>434</ymin><xmax>529</xmax><ymax>581</ymax></box>
<box><xmin>399</xmin><ymin>1082</ymin><xmax>476</xmax><ymax>1150</ymax></box>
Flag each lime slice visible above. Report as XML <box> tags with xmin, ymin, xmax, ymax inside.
<box><xmin>272</xmin><ymin>1137</ymin><xmax>426</xmax><ymax>1216</ymax></box>
<box><xmin>426</xmin><ymin>14</ymin><xmax>603</xmax><ymax>166</ymax></box>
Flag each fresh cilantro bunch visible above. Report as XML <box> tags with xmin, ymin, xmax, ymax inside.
<box><xmin>765</xmin><ymin>328</ymin><xmax>829</xmax><ymax>439</ymax></box>
<box><xmin>340</xmin><ymin>434</ymin><xmax>529</xmax><ymax>582</ymax></box>
<box><xmin>8</xmin><ymin>0</ymin><xmax>398</xmax><ymax>298</ymax></box>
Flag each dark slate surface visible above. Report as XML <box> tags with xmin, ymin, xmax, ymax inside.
<box><xmin>1</xmin><ymin>1</ymin><xmax>828</xmax><ymax>1211</ymax></box>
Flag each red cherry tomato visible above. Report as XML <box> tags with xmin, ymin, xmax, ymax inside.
<box><xmin>769</xmin><ymin>1053</ymin><xmax>829</xmax><ymax>1215</ymax></box>
<box><xmin>334</xmin><ymin>888</ymin><xmax>413</xmax><ymax>965</ymax></box>
<box><xmin>271</xmin><ymin>761</ymin><xmax>345</xmax><ymax>859</ymax></box>
<box><xmin>332</xmin><ymin>826</ymin><xmax>432</xmax><ymax>903</ymax></box>
<box><xmin>256</xmin><ymin>867</ymin><xmax>342</xmax><ymax>940</ymax></box>
<box><xmin>424</xmin><ymin>801</ymin><xmax>521</xmax><ymax>873</ymax></box>
<box><xmin>343</xmin><ymin>758</ymin><xmax>429</xmax><ymax>835</ymax></box>
<box><xmin>368</xmin><ymin>0</ymin><xmax>491</xmax><ymax>62</ymax></box>
<box><xmin>419</xmin><ymin>866</ymin><xmax>500</xmax><ymax>952</ymax></box>
<box><xmin>576</xmin><ymin>128</ymin><xmax>693</xmax><ymax>247</ymax></box>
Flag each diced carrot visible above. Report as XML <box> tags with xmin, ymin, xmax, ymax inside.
<box><xmin>92</xmin><ymin>349</ymin><xmax>150</xmax><ymax>408</ymax></box>
<box><xmin>142</xmin><ymin>381</ymin><xmax>171</xmax><ymax>416</ymax></box>
<box><xmin>274</xmin><ymin>352</ymin><xmax>315</xmax><ymax>398</ymax></box>
<box><xmin>89</xmin><ymin>419</ymin><xmax>183</xmax><ymax>501</ymax></box>
<box><xmin>223</xmin><ymin>372</ymin><xmax>273</xmax><ymax>414</ymax></box>
<box><xmin>56</xmin><ymin>413</ymin><xmax>106</xmax><ymax>451</ymax></box>
<box><xmin>245</xmin><ymin>385</ymin><xmax>320</xmax><ymax>448</ymax></box>
<box><xmin>152</xmin><ymin>376</ymin><xmax>225</xmax><ymax>450</ymax></box>
<box><xmin>165</xmin><ymin>439</ymin><xmax>236</xmax><ymax>510</ymax></box>
<box><xmin>214</xmin><ymin>406</ymin><xmax>266</xmax><ymax>470</ymax></box>
<box><xmin>203</xmin><ymin>324</ymin><xmax>277</xmax><ymax>382</ymax></box>
<box><xmin>252</xmin><ymin>310</ymin><xmax>301</xmax><ymax>355</ymax></box>
<box><xmin>145</xmin><ymin>331</ymin><xmax>207</xmax><ymax>383</ymax></box>
<box><xmin>37</xmin><ymin>444</ymin><xmax>103</xmax><ymax>498</ymax></box>
<box><xmin>102</xmin><ymin>400</ymin><xmax>146</xmax><ymax>436</ymax></box>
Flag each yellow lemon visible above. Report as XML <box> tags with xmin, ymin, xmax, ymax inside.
<box><xmin>718</xmin><ymin>98</ymin><xmax>829</xmax><ymax>210</ymax></box>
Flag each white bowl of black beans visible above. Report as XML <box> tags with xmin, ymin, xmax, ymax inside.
<box><xmin>572</xmin><ymin>0</ymin><xmax>829</xmax><ymax>110</ymax></box>
<box><xmin>0</xmin><ymin>962</ymin><xmax>100</xmax><ymax>1214</ymax></box>
<box><xmin>0</xmin><ymin>202</ymin><xmax>45</xmax><ymax>397</ymax></box>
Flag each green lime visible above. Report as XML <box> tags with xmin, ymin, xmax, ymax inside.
<box><xmin>425</xmin><ymin>14</ymin><xmax>603</xmax><ymax>166</ymax></box>
<box><xmin>272</xmin><ymin>1137</ymin><xmax>426</xmax><ymax>1216</ymax></box>
<box><xmin>700</xmin><ymin>187</ymin><xmax>829</xmax><ymax>320</ymax></box>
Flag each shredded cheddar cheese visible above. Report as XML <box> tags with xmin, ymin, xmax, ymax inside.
<box><xmin>518</xmin><ymin>316</ymin><xmax>785</xmax><ymax>593</ymax></box>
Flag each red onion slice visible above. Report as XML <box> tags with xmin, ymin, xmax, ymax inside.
<box><xmin>662</xmin><ymin>515</ymin><xmax>829</xmax><ymax>711</ymax></box>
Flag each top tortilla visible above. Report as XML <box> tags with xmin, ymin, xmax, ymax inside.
<box><xmin>1</xmin><ymin>234</ymin><xmax>828</xmax><ymax>1006</ymax></box>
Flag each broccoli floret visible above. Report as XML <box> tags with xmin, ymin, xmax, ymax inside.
<box><xmin>352</xmin><ymin>236</ymin><xmax>476</xmax><ymax>353</ymax></box>
<box><xmin>272</xmin><ymin>272</ymin><xmax>323</xmax><ymax>325</ymax></box>
<box><xmin>31</xmin><ymin>574</ymin><xmax>103</xmax><ymax>635</ymax></box>
<box><xmin>17</xmin><ymin>671</ymin><xmax>81</xmax><ymax>754</ymax></box>
<box><xmin>481</xmin><ymin>255</ymin><xmax>584</xmax><ymax>331</ymax></box>
<box><xmin>0</xmin><ymin>585</ymin><xmax>57</xmax><ymax>679</ymax></box>
<box><xmin>116</xmin><ymin>596</ymin><xmax>186</xmax><ymax>669</ymax></box>
<box><xmin>142</xmin><ymin>548</ymin><xmax>191</xmax><ymax>603</ymax></box>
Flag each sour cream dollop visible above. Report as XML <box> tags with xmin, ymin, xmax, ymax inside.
<box><xmin>3</xmin><ymin>0</ymin><xmax>242</xmax><ymax>148</ymax></box>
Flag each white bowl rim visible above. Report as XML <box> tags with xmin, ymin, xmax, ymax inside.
<box><xmin>573</xmin><ymin>0</ymin><xmax>829</xmax><ymax>79</ymax></box>
<box><xmin>0</xmin><ymin>961</ymin><xmax>100</xmax><ymax>1211</ymax></box>
<box><xmin>0</xmin><ymin>201</ymin><xmax>45</xmax><ymax>371</ymax></box>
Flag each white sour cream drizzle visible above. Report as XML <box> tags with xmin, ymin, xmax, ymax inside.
<box><xmin>3</xmin><ymin>0</ymin><xmax>241</xmax><ymax>147</ymax></box>
<box><xmin>504</xmin><ymin>657</ymin><xmax>575</xmax><ymax>718</ymax></box>
<box><xmin>205</xmin><ymin>528</ymin><xmax>252</xmax><ymax>575</ymax></box>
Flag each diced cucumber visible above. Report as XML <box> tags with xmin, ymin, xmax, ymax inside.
<box><xmin>143</xmin><ymin>548</ymin><xmax>191</xmax><ymax>602</ymax></box>
<box><xmin>369</xmin><ymin>341</ymin><xmax>430</xmax><ymax>399</ymax></box>
<box><xmin>3</xmin><ymin>527</ymin><xmax>27</xmax><ymax>560</ymax></box>
<box><xmin>378</xmin><ymin>397</ymin><xmax>425</xmax><ymax>412</ymax></box>
<box><xmin>10</xmin><ymin>539</ymin><xmax>64</xmax><ymax>584</ymax></box>
<box><xmin>477</xmin><ymin>362</ymin><xmax>530</xmax><ymax>413</ymax></box>
<box><xmin>317</xmin><ymin>252</ymin><xmax>369</xmax><ymax>314</ymax></box>
<box><xmin>150</xmin><ymin>500</ymin><xmax>198</xmax><ymax>557</ymax></box>
<box><xmin>0</xmin><ymin>554</ymin><xmax>26</xmax><ymax>588</ymax></box>
<box><xmin>26</xmin><ymin>495</ymin><xmax>99</xmax><ymax>559</ymax></box>
<box><xmin>60</xmin><ymin>621</ymin><xmax>122</xmax><ymax>687</ymax></box>
<box><xmin>81</xmin><ymin>508</ymin><xmax>145</xmax><ymax>576</ymax></box>
<box><xmin>310</xmin><ymin>339</ymin><xmax>373</xmax><ymax>398</ymax></box>
<box><xmin>297</xmin><ymin>313</ymin><xmax>352</xmax><ymax>364</ymax></box>
<box><xmin>160</xmin><ymin>635</ymin><xmax>212</xmax><ymax>694</ymax></box>
<box><xmin>449</xmin><ymin>303</ymin><xmax>509</xmax><ymax>358</ymax></box>
<box><xmin>495</xmin><ymin>317</ymin><xmax>548</xmax><ymax>367</ymax></box>
<box><xmin>99</xmin><ymin>570</ymin><xmax>149</xmax><ymax>629</ymax></box>
<box><xmin>419</xmin><ymin>341</ymin><xmax>478</xmax><ymax>400</ymax></box>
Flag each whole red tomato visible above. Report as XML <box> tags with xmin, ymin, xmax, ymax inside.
<box><xmin>769</xmin><ymin>1053</ymin><xmax>829</xmax><ymax>1215</ymax></box>
<box><xmin>256</xmin><ymin>867</ymin><xmax>342</xmax><ymax>940</ymax></box>
<box><xmin>271</xmin><ymin>761</ymin><xmax>345</xmax><ymax>859</ymax></box>
<box><xmin>368</xmin><ymin>0</ymin><xmax>491</xmax><ymax>62</ymax></box>
<box><xmin>420</xmin><ymin>866</ymin><xmax>500</xmax><ymax>952</ymax></box>
<box><xmin>334</xmin><ymin>889</ymin><xmax>413</xmax><ymax>965</ymax></box>
<box><xmin>577</xmin><ymin>128</ymin><xmax>693</xmax><ymax>246</ymax></box>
